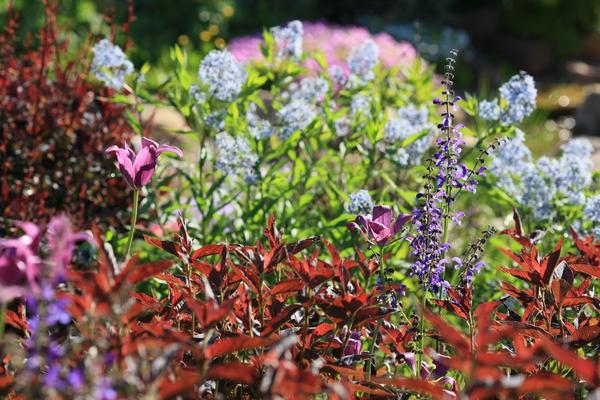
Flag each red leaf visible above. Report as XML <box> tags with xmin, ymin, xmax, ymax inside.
<box><xmin>205</xmin><ymin>363</ymin><xmax>258</xmax><ymax>384</ymax></box>
<box><xmin>541</xmin><ymin>338</ymin><xmax>597</xmax><ymax>384</ymax></box>
<box><xmin>569</xmin><ymin>263</ymin><xmax>600</xmax><ymax>279</ymax></box>
<box><xmin>184</xmin><ymin>296</ymin><xmax>234</xmax><ymax>328</ymax></box>
<box><xmin>285</xmin><ymin>235</ymin><xmax>321</xmax><ymax>256</ymax></box>
<box><xmin>5</xmin><ymin>309</ymin><xmax>27</xmax><ymax>331</ymax></box>
<box><xmin>550</xmin><ymin>279</ymin><xmax>571</xmax><ymax>306</ymax></box>
<box><xmin>263</xmin><ymin>304</ymin><xmax>303</xmax><ymax>336</ymax></box>
<box><xmin>374</xmin><ymin>377</ymin><xmax>445</xmax><ymax>399</ymax></box>
<box><xmin>119</xmin><ymin>260</ymin><xmax>173</xmax><ymax>285</ymax></box>
<box><xmin>565</xmin><ymin>325</ymin><xmax>600</xmax><ymax>346</ymax></box>
<box><xmin>432</xmin><ymin>299</ymin><xmax>468</xmax><ymax>320</ymax></box>
<box><xmin>271</xmin><ymin>279</ymin><xmax>305</xmax><ymax>295</ymax></box>
<box><xmin>425</xmin><ymin>310</ymin><xmax>470</xmax><ymax>354</ymax></box>
<box><xmin>518</xmin><ymin>373</ymin><xmax>573</xmax><ymax>395</ymax></box>
<box><xmin>191</xmin><ymin>244</ymin><xmax>225</xmax><ymax>260</ymax></box>
<box><xmin>204</xmin><ymin>335</ymin><xmax>276</xmax><ymax>359</ymax></box>
<box><xmin>474</xmin><ymin>300</ymin><xmax>503</xmax><ymax>323</ymax></box>
<box><xmin>144</xmin><ymin>235</ymin><xmax>179</xmax><ymax>256</ymax></box>
<box><xmin>159</xmin><ymin>369</ymin><xmax>202</xmax><ymax>398</ymax></box>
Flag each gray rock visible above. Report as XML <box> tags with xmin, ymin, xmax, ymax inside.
<box><xmin>575</xmin><ymin>91</ymin><xmax>600</xmax><ymax>136</ymax></box>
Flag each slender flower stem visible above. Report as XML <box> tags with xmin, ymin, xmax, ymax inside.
<box><xmin>417</xmin><ymin>290</ymin><xmax>427</xmax><ymax>379</ymax></box>
<box><xmin>0</xmin><ymin>302</ymin><xmax>6</xmax><ymax>342</ymax></box>
<box><xmin>125</xmin><ymin>189</ymin><xmax>140</xmax><ymax>259</ymax></box>
<box><xmin>366</xmin><ymin>246</ymin><xmax>385</xmax><ymax>381</ymax></box>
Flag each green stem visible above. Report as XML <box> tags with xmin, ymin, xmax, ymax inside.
<box><xmin>417</xmin><ymin>291</ymin><xmax>427</xmax><ymax>379</ymax></box>
<box><xmin>366</xmin><ymin>318</ymin><xmax>382</xmax><ymax>382</ymax></box>
<box><xmin>125</xmin><ymin>189</ymin><xmax>140</xmax><ymax>259</ymax></box>
<box><xmin>366</xmin><ymin>246</ymin><xmax>385</xmax><ymax>382</ymax></box>
<box><xmin>0</xmin><ymin>302</ymin><xmax>6</xmax><ymax>342</ymax></box>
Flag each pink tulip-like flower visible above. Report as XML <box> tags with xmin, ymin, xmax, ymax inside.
<box><xmin>0</xmin><ymin>222</ymin><xmax>42</xmax><ymax>301</ymax></box>
<box><xmin>348</xmin><ymin>205</ymin><xmax>411</xmax><ymax>245</ymax></box>
<box><xmin>105</xmin><ymin>137</ymin><xmax>183</xmax><ymax>190</ymax></box>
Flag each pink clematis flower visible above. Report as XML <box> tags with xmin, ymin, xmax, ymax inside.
<box><xmin>348</xmin><ymin>205</ymin><xmax>411</xmax><ymax>245</ymax></box>
<box><xmin>0</xmin><ymin>222</ymin><xmax>43</xmax><ymax>302</ymax></box>
<box><xmin>105</xmin><ymin>137</ymin><xmax>183</xmax><ymax>190</ymax></box>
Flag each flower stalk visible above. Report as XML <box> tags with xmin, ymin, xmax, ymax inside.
<box><xmin>125</xmin><ymin>189</ymin><xmax>139</xmax><ymax>259</ymax></box>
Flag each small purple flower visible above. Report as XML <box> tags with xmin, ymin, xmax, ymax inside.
<box><xmin>46</xmin><ymin>297</ymin><xmax>71</xmax><ymax>325</ymax></box>
<box><xmin>44</xmin><ymin>364</ymin><xmax>65</xmax><ymax>390</ymax></box>
<box><xmin>96</xmin><ymin>378</ymin><xmax>118</xmax><ymax>400</ymax></box>
<box><xmin>105</xmin><ymin>137</ymin><xmax>183</xmax><ymax>190</ymax></box>
<box><xmin>67</xmin><ymin>369</ymin><xmax>85</xmax><ymax>391</ymax></box>
<box><xmin>401</xmin><ymin>352</ymin><xmax>429</xmax><ymax>378</ymax></box>
<box><xmin>344</xmin><ymin>331</ymin><xmax>362</xmax><ymax>356</ymax></box>
<box><xmin>348</xmin><ymin>205</ymin><xmax>411</xmax><ymax>245</ymax></box>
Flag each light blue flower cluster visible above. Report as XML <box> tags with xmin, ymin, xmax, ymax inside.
<box><xmin>488</xmin><ymin>129</ymin><xmax>532</xmax><ymax>201</ymax></box>
<box><xmin>328</xmin><ymin>65</ymin><xmax>348</xmax><ymax>88</ymax></box>
<box><xmin>296</xmin><ymin>77</ymin><xmax>329</xmax><ymax>103</ymax></box>
<box><xmin>214</xmin><ymin>132</ymin><xmax>258</xmax><ymax>183</ymax></box>
<box><xmin>479</xmin><ymin>99</ymin><xmax>500</xmax><ymax>121</ymax></box>
<box><xmin>91</xmin><ymin>39</ymin><xmax>134</xmax><ymax>90</ymax></box>
<box><xmin>499</xmin><ymin>72</ymin><xmax>537</xmax><ymax>125</ymax></box>
<box><xmin>347</xmin><ymin>40</ymin><xmax>379</xmax><ymax>82</ymax></box>
<box><xmin>520</xmin><ymin>164</ymin><xmax>556</xmax><ymax>220</ymax></box>
<box><xmin>271</xmin><ymin>20</ymin><xmax>304</xmax><ymax>60</ymax></box>
<box><xmin>346</xmin><ymin>190</ymin><xmax>373</xmax><ymax>215</ymax></box>
<box><xmin>478</xmin><ymin>72</ymin><xmax>537</xmax><ymax>125</ymax></box>
<box><xmin>383</xmin><ymin>105</ymin><xmax>434</xmax><ymax>166</ymax></box>
<box><xmin>198</xmin><ymin>49</ymin><xmax>247</xmax><ymax>102</ymax></box>
<box><xmin>350</xmin><ymin>95</ymin><xmax>371</xmax><ymax>117</ymax></box>
<box><xmin>246</xmin><ymin>103</ymin><xmax>273</xmax><ymax>139</ymax></box>
<box><xmin>189</xmin><ymin>84</ymin><xmax>207</xmax><ymax>105</ymax></box>
<box><xmin>583</xmin><ymin>195</ymin><xmax>600</xmax><ymax>238</ymax></box>
<box><xmin>277</xmin><ymin>99</ymin><xmax>316</xmax><ymax>139</ymax></box>
<box><xmin>489</xmin><ymin>131</ymin><xmax>594</xmax><ymax>220</ymax></box>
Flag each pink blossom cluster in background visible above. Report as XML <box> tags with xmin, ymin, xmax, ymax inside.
<box><xmin>228</xmin><ymin>21</ymin><xmax>418</xmax><ymax>73</ymax></box>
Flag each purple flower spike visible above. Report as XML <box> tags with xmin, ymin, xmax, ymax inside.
<box><xmin>105</xmin><ymin>137</ymin><xmax>183</xmax><ymax>190</ymax></box>
<box><xmin>348</xmin><ymin>205</ymin><xmax>411</xmax><ymax>245</ymax></box>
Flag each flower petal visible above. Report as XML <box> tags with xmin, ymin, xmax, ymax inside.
<box><xmin>367</xmin><ymin>221</ymin><xmax>391</xmax><ymax>244</ymax></box>
<box><xmin>109</xmin><ymin>147</ymin><xmax>135</xmax><ymax>188</ymax></box>
<box><xmin>156</xmin><ymin>144</ymin><xmax>183</xmax><ymax>158</ymax></box>
<box><xmin>372</xmin><ymin>205</ymin><xmax>392</xmax><ymax>228</ymax></box>
<box><xmin>392</xmin><ymin>213</ymin><xmax>412</xmax><ymax>236</ymax></box>
<box><xmin>132</xmin><ymin>145</ymin><xmax>157</xmax><ymax>188</ymax></box>
<box><xmin>141</xmin><ymin>137</ymin><xmax>159</xmax><ymax>149</ymax></box>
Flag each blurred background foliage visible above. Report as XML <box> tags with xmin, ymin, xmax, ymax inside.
<box><xmin>2</xmin><ymin>0</ymin><xmax>600</xmax><ymax>154</ymax></box>
<box><xmin>4</xmin><ymin>0</ymin><xmax>599</xmax><ymax>69</ymax></box>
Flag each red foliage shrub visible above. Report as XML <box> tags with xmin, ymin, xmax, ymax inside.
<box><xmin>3</xmin><ymin>213</ymin><xmax>600</xmax><ymax>399</ymax></box>
<box><xmin>0</xmin><ymin>4</ymin><xmax>133</xmax><ymax>233</ymax></box>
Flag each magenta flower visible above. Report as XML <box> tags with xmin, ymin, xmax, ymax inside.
<box><xmin>348</xmin><ymin>205</ymin><xmax>411</xmax><ymax>245</ymax></box>
<box><xmin>0</xmin><ymin>222</ymin><xmax>42</xmax><ymax>301</ymax></box>
<box><xmin>47</xmin><ymin>215</ymin><xmax>91</xmax><ymax>275</ymax></box>
<box><xmin>105</xmin><ymin>137</ymin><xmax>183</xmax><ymax>190</ymax></box>
<box><xmin>343</xmin><ymin>331</ymin><xmax>362</xmax><ymax>356</ymax></box>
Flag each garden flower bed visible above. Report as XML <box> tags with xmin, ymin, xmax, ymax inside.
<box><xmin>1</xmin><ymin>5</ymin><xmax>600</xmax><ymax>400</ymax></box>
